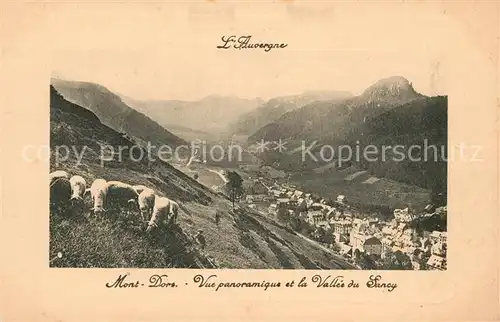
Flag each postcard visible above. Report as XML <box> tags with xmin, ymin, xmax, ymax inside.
<box><xmin>1</xmin><ymin>1</ymin><xmax>498</xmax><ymax>321</ymax></box>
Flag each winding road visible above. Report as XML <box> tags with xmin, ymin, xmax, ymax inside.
<box><xmin>208</xmin><ymin>169</ymin><xmax>229</xmax><ymax>183</ymax></box>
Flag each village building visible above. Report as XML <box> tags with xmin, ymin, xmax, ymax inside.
<box><xmin>336</xmin><ymin>194</ymin><xmax>346</xmax><ymax>204</ymax></box>
<box><xmin>324</xmin><ymin>207</ymin><xmax>336</xmax><ymax>219</ymax></box>
<box><xmin>363</xmin><ymin>236</ymin><xmax>383</xmax><ymax>256</ymax></box>
<box><xmin>306</xmin><ymin>210</ymin><xmax>328</xmax><ymax>227</ymax></box>
<box><xmin>332</xmin><ymin>219</ymin><xmax>352</xmax><ymax>235</ymax></box>
<box><xmin>245</xmin><ymin>195</ymin><xmax>255</xmax><ymax>204</ymax></box>
<box><xmin>271</xmin><ymin>189</ymin><xmax>284</xmax><ymax>198</ymax></box>
<box><xmin>440</xmin><ymin>232</ymin><xmax>447</xmax><ymax>244</ymax></box>
<box><xmin>431</xmin><ymin>243</ymin><xmax>445</xmax><ymax>256</ymax></box>
<box><xmin>382</xmin><ymin>226</ymin><xmax>395</xmax><ymax>236</ymax></box>
<box><xmin>394</xmin><ymin>207</ymin><xmax>412</xmax><ymax>222</ymax></box>
<box><xmin>427</xmin><ymin>254</ymin><xmax>445</xmax><ymax>270</ymax></box>
<box><xmin>292</xmin><ymin>190</ymin><xmax>304</xmax><ymax>201</ymax></box>
<box><xmin>276</xmin><ymin>198</ymin><xmax>290</xmax><ymax>208</ymax></box>
<box><xmin>339</xmin><ymin>244</ymin><xmax>353</xmax><ymax>258</ymax></box>
<box><xmin>268</xmin><ymin>203</ymin><xmax>277</xmax><ymax>215</ymax></box>
<box><xmin>296</xmin><ymin>198</ymin><xmax>308</xmax><ymax>213</ymax></box>
<box><xmin>331</xmin><ymin>219</ymin><xmax>352</xmax><ymax>243</ymax></box>
<box><xmin>349</xmin><ymin>221</ymin><xmax>368</xmax><ymax>251</ymax></box>
<box><xmin>430</xmin><ymin>231</ymin><xmax>447</xmax><ymax>244</ymax></box>
<box><xmin>381</xmin><ymin>237</ymin><xmax>394</xmax><ymax>257</ymax></box>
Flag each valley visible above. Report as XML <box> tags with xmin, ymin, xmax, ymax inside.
<box><xmin>49</xmin><ymin>84</ymin><xmax>355</xmax><ymax>269</ymax></box>
<box><xmin>49</xmin><ymin>74</ymin><xmax>447</xmax><ymax>270</ymax></box>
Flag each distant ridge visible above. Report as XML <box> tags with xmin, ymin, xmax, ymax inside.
<box><xmin>51</xmin><ymin>78</ymin><xmax>187</xmax><ymax>149</ymax></box>
<box><xmin>120</xmin><ymin>93</ymin><xmax>264</xmax><ymax>135</ymax></box>
<box><xmin>230</xmin><ymin>90</ymin><xmax>353</xmax><ymax>135</ymax></box>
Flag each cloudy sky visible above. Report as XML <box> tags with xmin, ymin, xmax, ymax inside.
<box><xmin>42</xmin><ymin>2</ymin><xmax>484</xmax><ymax>101</ymax></box>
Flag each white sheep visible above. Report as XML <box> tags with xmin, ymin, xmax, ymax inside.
<box><xmin>169</xmin><ymin>200</ymin><xmax>180</xmax><ymax>225</ymax></box>
<box><xmin>89</xmin><ymin>178</ymin><xmax>108</xmax><ymax>215</ymax></box>
<box><xmin>137</xmin><ymin>188</ymin><xmax>156</xmax><ymax>222</ymax></box>
<box><xmin>49</xmin><ymin>177</ymin><xmax>72</xmax><ymax>210</ymax></box>
<box><xmin>146</xmin><ymin>196</ymin><xmax>174</xmax><ymax>232</ymax></box>
<box><xmin>69</xmin><ymin>175</ymin><xmax>87</xmax><ymax>202</ymax></box>
<box><xmin>105</xmin><ymin>181</ymin><xmax>140</xmax><ymax>213</ymax></box>
<box><xmin>49</xmin><ymin>170</ymin><xmax>70</xmax><ymax>185</ymax></box>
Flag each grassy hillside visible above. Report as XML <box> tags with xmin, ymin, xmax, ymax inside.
<box><xmin>289</xmin><ymin>165</ymin><xmax>431</xmax><ymax>218</ymax></box>
<box><xmin>49</xmin><ymin>85</ymin><xmax>356</xmax><ymax>269</ymax></box>
<box><xmin>349</xmin><ymin>95</ymin><xmax>447</xmax><ymax>202</ymax></box>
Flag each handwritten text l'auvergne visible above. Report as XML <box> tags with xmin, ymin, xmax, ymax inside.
<box><xmin>217</xmin><ymin>35</ymin><xmax>288</xmax><ymax>52</ymax></box>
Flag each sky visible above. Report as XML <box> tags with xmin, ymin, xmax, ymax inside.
<box><xmin>45</xmin><ymin>2</ymin><xmax>472</xmax><ymax>101</ymax></box>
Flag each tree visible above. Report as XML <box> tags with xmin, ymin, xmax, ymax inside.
<box><xmin>379</xmin><ymin>250</ymin><xmax>413</xmax><ymax>270</ymax></box>
<box><xmin>289</xmin><ymin>216</ymin><xmax>303</xmax><ymax>231</ymax></box>
<box><xmin>225</xmin><ymin>171</ymin><xmax>243</xmax><ymax>209</ymax></box>
<box><xmin>322</xmin><ymin>227</ymin><xmax>335</xmax><ymax>245</ymax></box>
<box><xmin>276</xmin><ymin>207</ymin><xmax>289</xmax><ymax>225</ymax></box>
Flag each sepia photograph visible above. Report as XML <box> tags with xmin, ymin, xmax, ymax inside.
<box><xmin>48</xmin><ymin>47</ymin><xmax>447</xmax><ymax>271</ymax></box>
<box><xmin>2</xmin><ymin>1</ymin><xmax>499</xmax><ymax>321</ymax></box>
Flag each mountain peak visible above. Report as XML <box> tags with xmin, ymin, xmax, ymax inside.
<box><xmin>361</xmin><ymin>76</ymin><xmax>422</xmax><ymax>104</ymax></box>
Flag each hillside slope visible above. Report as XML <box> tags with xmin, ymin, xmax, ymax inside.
<box><xmin>51</xmin><ymin>78</ymin><xmax>187</xmax><ymax>149</ymax></box>
<box><xmin>250</xmin><ymin>77</ymin><xmax>447</xmax><ymax>191</ymax></box>
<box><xmin>49</xmin><ymin>85</ymin><xmax>356</xmax><ymax>269</ymax></box>
<box><xmin>251</xmin><ymin>76</ymin><xmax>423</xmax><ymax>144</ymax></box>
<box><xmin>352</xmin><ymin>95</ymin><xmax>447</xmax><ymax>203</ymax></box>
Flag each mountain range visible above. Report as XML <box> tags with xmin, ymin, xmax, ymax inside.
<box><xmin>120</xmin><ymin>94</ymin><xmax>264</xmax><ymax>136</ymax></box>
<box><xmin>230</xmin><ymin>90</ymin><xmax>353</xmax><ymax>135</ymax></box>
<box><xmin>250</xmin><ymin>76</ymin><xmax>425</xmax><ymax>143</ymax></box>
<box><xmin>248</xmin><ymin>76</ymin><xmax>447</xmax><ymax>203</ymax></box>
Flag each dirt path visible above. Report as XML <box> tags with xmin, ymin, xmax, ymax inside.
<box><xmin>208</xmin><ymin>169</ymin><xmax>229</xmax><ymax>183</ymax></box>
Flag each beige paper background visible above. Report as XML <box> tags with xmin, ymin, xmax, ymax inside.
<box><xmin>0</xmin><ymin>1</ymin><xmax>498</xmax><ymax>321</ymax></box>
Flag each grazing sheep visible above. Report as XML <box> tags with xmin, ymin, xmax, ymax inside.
<box><xmin>137</xmin><ymin>188</ymin><xmax>156</xmax><ymax>222</ymax></box>
<box><xmin>69</xmin><ymin>175</ymin><xmax>87</xmax><ymax>201</ymax></box>
<box><xmin>169</xmin><ymin>200</ymin><xmax>180</xmax><ymax>225</ymax></box>
<box><xmin>89</xmin><ymin>178</ymin><xmax>108</xmax><ymax>215</ymax></box>
<box><xmin>146</xmin><ymin>196</ymin><xmax>172</xmax><ymax>232</ymax></box>
<box><xmin>106</xmin><ymin>181</ymin><xmax>140</xmax><ymax>207</ymax></box>
<box><xmin>49</xmin><ymin>170</ymin><xmax>70</xmax><ymax>185</ymax></box>
<box><xmin>49</xmin><ymin>177</ymin><xmax>72</xmax><ymax>212</ymax></box>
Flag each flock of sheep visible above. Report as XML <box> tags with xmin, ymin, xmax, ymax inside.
<box><xmin>49</xmin><ymin>170</ymin><xmax>179</xmax><ymax>232</ymax></box>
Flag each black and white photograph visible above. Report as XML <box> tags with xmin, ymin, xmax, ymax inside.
<box><xmin>3</xmin><ymin>1</ymin><xmax>499</xmax><ymax>321</ymax></box>
<box><xmin>49</xmin><ymin>68</ymin><xmax>448</xmax><ymax>270</ymax></box>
